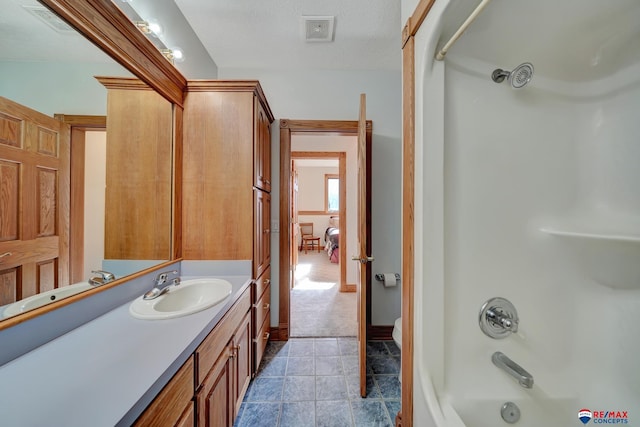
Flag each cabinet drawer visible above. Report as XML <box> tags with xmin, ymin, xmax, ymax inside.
<box><xmin>134</xmin><ymin>356</ymin><xmax>194</xmax><ymax>427</ymax></box>
<box><xmin>254</xmin><ymin>265</ymin><xmax>271</xmax><ymax>301</ymax></box>
<box><xmin>253</xmin><ymin>314</ymin><xmax>270</xmax><ymax>373</ymax></box>
<box><xmin>253</xmin><ymin>283</ymin><xmax>270</xmax><ymax>333</ymax></box>
<box><xmin>196</xmin><ymin>287</ymin><xmax>251</xmax><ymax>386</ymax></box>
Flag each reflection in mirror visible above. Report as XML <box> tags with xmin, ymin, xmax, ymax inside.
<box><xmin>0</xmin><ymin>0</ymin><xmax>173</xmax><ymax>320</ymax></box>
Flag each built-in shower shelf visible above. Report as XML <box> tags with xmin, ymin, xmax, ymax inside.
<box><xmin>540</xmin><ymin>227</ymin><xmax>640</xmax><ymax>243</ymax></box>
<box><xmin>540</xmin><ymin>225</ymin><xmax>640</xmax><ymax>289</ymax></box>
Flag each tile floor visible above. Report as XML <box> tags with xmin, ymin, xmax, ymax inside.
<box><xmin>234</xmin><ymin>338</ymin><xmax>401</xmax><ymax>427</ymax></box>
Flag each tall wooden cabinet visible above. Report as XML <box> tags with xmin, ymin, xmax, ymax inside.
<box><xmin>182</xmin><ymin>80</ymin><xmax>274</xmax><ymax>377</ymax></box>
<box><xmin>96</xmin><ymin>77</ymin><xmax>173</xmax><ymax>261</ymax></box>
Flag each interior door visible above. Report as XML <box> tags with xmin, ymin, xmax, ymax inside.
<box><xmin>0</xmin><ymin>97</ymin><xmax>69</xmax><ymax>305</ymax></box>
<box><xmin>290</xmin><ymin>161</ymin><xmax>299</xmax><ymax>284</ymax></box>
<box><xmin>354</xmin><ymin>93</ymin><xmax>372</xmax><ymax>397</ymax></box>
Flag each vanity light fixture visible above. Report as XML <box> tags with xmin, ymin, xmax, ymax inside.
<box><xmin>160</xmin><ymin>48</ymin><xmax>185</xmax><ymax>64</ymax></box>
<box><xmin>134</xmin><ymin>19</ymin><xmax>162</xmax><ymax>37</ymax></box>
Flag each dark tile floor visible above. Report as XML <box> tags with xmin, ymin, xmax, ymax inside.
<box><xmin>234</xmin><ymin>338</ymin><xmax>401</xmax><ymax>427</ymax></box>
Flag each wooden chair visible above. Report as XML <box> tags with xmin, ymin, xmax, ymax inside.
<box><xmin>299</xmin><ymin>222</ymin><xmax>321</xmax><ymax>253</ymax></box>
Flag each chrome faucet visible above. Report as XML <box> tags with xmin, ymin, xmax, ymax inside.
<box><xmin>88</xmin><ymin>270</ymin><xmax>115</xmax><ymax>286</ymax></box>
<box><xmin>492</xmin><ymin>351</ymin><xmax>534</xmax><ymax>389</ymax></box>
<box><xmin>143</xmin><ymin>270</ymin><xmax>180</xmax><ymax>300</ymax></box>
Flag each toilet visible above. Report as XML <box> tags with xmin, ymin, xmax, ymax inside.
<box><xmin>392</xmin><ymin>317</ymin><xmax>402</xmax><ymax>381</ymax></box>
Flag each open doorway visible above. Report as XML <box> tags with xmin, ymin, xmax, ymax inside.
<box><xmin>278</xmin><ymin>119</ymin><xmax>372</xmax><ymax>342</ymax></box>
<box><xmin>290</xmin><ymin>151</ymin><xmax>354</xmax><ymax>337</ymax></box>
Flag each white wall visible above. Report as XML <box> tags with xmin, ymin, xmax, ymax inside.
<box><xmin>297</xmin><ymin>165</ymin><xmax>338</xmax><ymax>212</ymax></box>
<box><xmin>84</xmin><ymin>131</ymin><xmax>107</xmax><ymax>280</ymax></box>
<box><xmin>219</xmin><ymin>67</ymin><xmax>403</xmax><ymax>326</ymax></box>
<box><xmin>0</xmin><ymin>60</ymin><xmax>130</xmax><ymax>116</ymax></box>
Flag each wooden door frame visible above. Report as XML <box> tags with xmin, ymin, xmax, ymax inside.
<box><xmin>399</xmin><ymin>1</ymin><xmax>437</xmax><ymax>426</ymax></box>
<box><xmin>54</xmin><ymin>115</ymin><xmax>106</xmax><ymax>284</ymax></box>
<box><xmin>278</xmin><ymin>119</ymin><xmax>372</xmax><ymax>341</ymax></box>
<box><xmin>290</xmin><ymin>151</ymin><xmax>347</xmax><ymax>292</ymax></box>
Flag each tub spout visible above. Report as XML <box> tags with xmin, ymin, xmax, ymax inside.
<box><xmin>492</xmin><ymin>351</ymin><xmax>534</xmax><ymax>389</ymax></box>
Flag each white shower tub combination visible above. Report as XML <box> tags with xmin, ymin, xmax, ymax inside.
<box><xmin>411</xmin><ymin>0</ymin><xmax>640</xmax><ymax>425</ymax></box>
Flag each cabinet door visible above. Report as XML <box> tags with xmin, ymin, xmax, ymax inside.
<box><xmin>254</xmin><ymin>101</ymin><xmax>271</xmax><ymax>192</ymax></box>
<box><xmin>234</xmin><ymin>311</ymin><xmax>252</xmax><ymax>417</ymax></box>
<box><xmin>253</xmin><ymin>190</ymin><xmax>271</xmax><ymax>279</ymax></box>
<box><xmin>198</xmin><ymin>344</ymin><xmax>234</xmax><ymax>427</ymax></box>
<box><xmin>134</xmin><ymin>356</ymin><xmax>195</xmax><ymax>427</ymax></box>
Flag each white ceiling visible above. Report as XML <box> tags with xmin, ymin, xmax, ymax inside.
<box><xmin>4</xmin><ymin>0</ymin><xmax>637</xmax><ymax>83</ymax></box>
<box><xmin>1</xmin><ymin>0</ymin><xmax>114</xmax><ymax>63</ymax></box>
<box><xmin>174</xmin><ymin>0</ymin><xmax>402</xmax><ymax>71</ymax></box>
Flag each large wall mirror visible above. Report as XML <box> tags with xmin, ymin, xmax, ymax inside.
<box><xmin>0</xmin><ymin>0</ymin><xmax>185</xmax><ymax>324</ymax></box>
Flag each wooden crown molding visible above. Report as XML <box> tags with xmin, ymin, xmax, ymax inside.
<box><xmin>185</xmin><ymin>80</ymin><xmax>274</xmax><ymax>123</ymax></box>
<box><xmin>95</xmin><ymin>76</ymin><xmax>155</xmax><ymax>91</ymax></box>
<box><xmin>39</xmin><ymin>0</ymin><xmax>186</xmax><ymax>106</ymax></box>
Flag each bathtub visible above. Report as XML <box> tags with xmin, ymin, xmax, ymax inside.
<box><xmin>410</xmin><ymin>0</ymin><xmax>640</xmax><ymax>424</ymax></box>
<box><xmin>415</xmin><ymin>361</ymin><xmax>578</xmax><ymax>427</ymax></box>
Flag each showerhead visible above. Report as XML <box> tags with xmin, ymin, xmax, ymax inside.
<box><xmin>491</xmin><ymin>63</ymin><xmax>534</xmax><ymax>89</ymax></box>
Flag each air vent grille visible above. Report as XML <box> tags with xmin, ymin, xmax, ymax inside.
<box><xmin>301</xmin><ymin>16</ymin><xmax>335</xmax><ymax>43</ymax></box>
<box><xmin>22</xmin><ymin>5</ymin><xmax>75</xmax><ymax>33</ymax></box>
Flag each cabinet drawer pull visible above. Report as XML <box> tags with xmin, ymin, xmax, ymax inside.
<box><xmin>263</xmin><ymin>303</ymin><xmax>270</xmax><ymax>310</ymax></box>
<box><xmin>264</xmin><ymin>279</ymin><xmax>270</xmax><ymax>285</ymax></box>
<box><xmin>264</xmin><ymin>179</ymin><xmax>270</xmax><ymax>185</ymax></box>
<box><xmin>264</xmin><ymin>229</ymin><xmax>270</xmax><ymax>234</ymax></box>
<box><xmin>263</xmin><ymin>332</ymin><xmax>270</xmax><ymax>341</ymax></box>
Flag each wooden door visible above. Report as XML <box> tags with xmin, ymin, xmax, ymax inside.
<box><xmin>354</xmin><ymin>94</ymin><xmax>372</xmax><ymax>397</ymax></box>
<box><xmin>290</xmin><ymin>161</ymin><xmax>299</xmax><ymax>274</ymax></box>
<box><xmin>0</xmin><ymin>96</ymin><xmax>69</xmax><ymax>305</ymax></box>
<box><xmin>233</xmin><ymin>312</ymin><xmax>252</xmax><ymax>418</ymax></box>
<box><xmin>198</xmin><ymin>343</ymin><xmax>234</xmax><ymax>427</ymax></box>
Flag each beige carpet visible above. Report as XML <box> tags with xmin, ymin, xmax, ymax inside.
<box><xmin>290</xmin><ymin>251</ymin><xmax>357</xmax><ymax>337</ymax></box>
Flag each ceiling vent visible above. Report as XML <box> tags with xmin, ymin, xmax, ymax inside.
<box><xmin>22</xmin><ymin>5</ymin><xmax>75</xmax><ymax>34</ymax></box>
<box><xmin>301</xmin><ymin>16</ymin><xmax>335</xmax><ymax>43</ymax></box>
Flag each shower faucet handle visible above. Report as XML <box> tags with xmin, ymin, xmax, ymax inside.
<box><xmin>486</xmin><ymin>307</ymin><xmax>518</xmax><ymax>333</ymax></box>
<box><xmin>479</xmin><ymin>297</ymin><xmax>519</xmax><ymax>339</ymax></box>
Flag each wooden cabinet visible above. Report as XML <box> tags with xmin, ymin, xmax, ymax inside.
<box><xmin>196</xmin><ymin>287</ymin><xmax>252</xmax><ymax>427</ymax></box>
<box><xmin>96</xmin><ymin>77</ymin><xmax>173</xmax><ymax>261</ymax></box>
<box><xmin>182</xmin><ymin>80</ymin><xmax>274</xmax><ymax>379</ymax></box>
<box><xmin>197</xmin><ymin>342</ymin><xmax>234</xmax><ymax>427</ymax></box>
<box><xmin>182</xmin><ymin>80</ymin><xmax>274</xmax><ymax>263</ymax></box>
<box><xmin>134</xmin><ymin>356</ymin><xmax>194</xmax><ymax>427</ymax></box>
<box><xmin>253</xmin><ymin>189</ymin><xmax>271</xmax><ymax>280</ymax></box>
<box><xmin>252</xmin><ymin>266</ymin><xmax>271</xmax><ymax>373</ymax></box>
<box><xmin>254</xmin><ymin>101</ymin><xmax>271</xmax><ymax>192</ymax></box>
<box><xmin>136</xmin><ymin>285</ymin><xmax>252</xmax><ymax>427</ymax></box>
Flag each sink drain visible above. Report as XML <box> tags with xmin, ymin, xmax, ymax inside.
<box><xmin>501</xmin><ymin>401</ymin><xmax>521</xmax><ymax>424</ymax></box>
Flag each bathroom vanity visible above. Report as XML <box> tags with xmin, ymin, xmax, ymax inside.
<box><xmin>0</xmin><ymin>274</ymin><xmax>254</xmax><ymax>427</ymax></box>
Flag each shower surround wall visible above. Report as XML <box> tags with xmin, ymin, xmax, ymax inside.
<box><xmin>410</xmin><ymin>0</ymin><xmax>640</xmax><ymax>424</ymax></box>
<box><xmin>442</xmin><ymin>55</ymin><xmax>640</xmax><ymax>421</ymax></box>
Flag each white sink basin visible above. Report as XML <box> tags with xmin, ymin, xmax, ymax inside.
<box><xmin>2</xmin><ymin>282</ymin><xmax>93</xmax><ymax>318</ymax></box>
<box><xmin>129</xmin><ymin>278</ymin><xmax>232</xmax><ymax>320</ymax></box>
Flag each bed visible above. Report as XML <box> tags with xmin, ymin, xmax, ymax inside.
<box><xmin>324</xmin><ymin>216</ymin><xmax>340</xmax><ymax>263</ymax></box>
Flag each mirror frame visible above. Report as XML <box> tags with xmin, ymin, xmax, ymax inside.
<box><xmin>0</xmin><ymin>0</ymin><xmax>186</xmax><ymax>330</ymax></box>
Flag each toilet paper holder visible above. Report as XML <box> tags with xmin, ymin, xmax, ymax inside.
<box><xmin>375</xmin><ymin>273</ymin><xmax>400</xmax><ymax>284</ymax></box>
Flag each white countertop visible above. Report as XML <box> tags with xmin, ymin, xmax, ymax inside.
<box><xmin>0</xmin><ymin>275</ymin><xmax>251</xmax><ymax>427</ymax></box>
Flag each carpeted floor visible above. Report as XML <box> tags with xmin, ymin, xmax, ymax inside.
<box><xmin>290</xmin><ymin>251</ymin><xmax>357</xmax><ymax>337</ymax></box>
